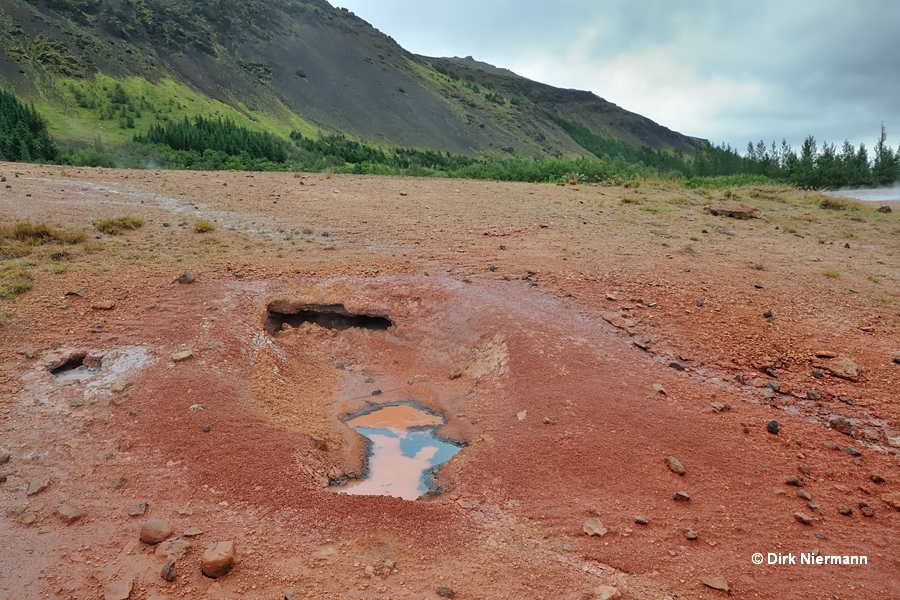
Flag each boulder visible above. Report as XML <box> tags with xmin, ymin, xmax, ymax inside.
<box><xmin>201</xmin><ymin>541</ymin><xmax>237</xmax><ymax>578</ymax></box>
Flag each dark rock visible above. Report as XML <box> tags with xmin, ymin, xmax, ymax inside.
<box><xmin>176</xmin><ymin>271</ymin><xmax>195</xmax><ymax>284</ymax></box>
<box><xmin>797</xmin><ymin>489</ymin><xmax>812</xmax><ymax>501</ymax></box>
<box><xmin>371</xmin><ymin>389</ymin><xmax>382</xmax><ymax>396</ymax></box>
<box><xmin>696</xmin><ymin>299</ymin><xmax>704</xmax><ymax>307</ymax></box>
<box><xmin>829</xmin><ymin>416</ymin><xmax>853</xmax><ymax>435</ymax></box>
<box><xmin>785</xmin><ymin>475</ymin><xmax>803</xmax><ymax>487</ymax></box>
<box><xmin>754</xmin><ymin>283</ymin><xmax>763</xmax><ymax>289</ymax></box>
<box><xmin>807</xmin><ymin>501</ymin><xmax>823</xmax><ymax>514</ymax></box>
<box><xmin>844</xmin><ymin>447</ymin><xmax>861</xmax><ymax>457</ymax></box>
<box><xmin>766</xmin><ymin>381</ymin><xmax>780</xmax><ymax>392</ymax></box>
<box><xmin>798</xmin><ymin>464</ymin><xmax>811</xmax><ymax>476</ymax></box>
<box><xmin>870</xmin><ymin>474</ymin><xmax>885</xmax><ymax>484</ymax></box>
<box><xmin>765</xmin><ymin>367</ymin><xmax>777</xmax><ymax>378</ymax></box>
<box><xmin>489</xmin><ymin>264</ymin><xmax>497</xmax><ymax>272</ymax></box>
<box><xmin>674</xmin><ymin>491</ymin><xmax>691</xmax><ymax>502</ymax></box>
<box><xmin>878</xmin><ymin>205</ymin><xmax>893</xmax><ymax>213</ymax></box>
<box><xmin>794</xmin><ymin>511</ymin><xmax>812</xmax><ymax>525</ymax></box>
<box><xmin>815</xmin><ymin>531</ymin><xmax>826</xmax><ymax>539</ymax></box>
<box><xmin>664</xmin><ymin>456</ymin><xmax>686</xmax><ymax>476</ymax></box>
<box><xmin>65</xmin><ymin>289</ymin><xmax>85</xmax><ymax>297</ymax></box>
<box><xmin>633</xmin><ymin>339</ymin><xmax>651</xmax><ymax>351</ymax></box>
<box><xmin>685</xmin><ymin>528</ymin><xmax>698</xmax><ymax>540</ymax></box>
<box><xmin>892</xmin><ymin>356</ymin><xmax>900</xmax><ymax>364</ymax></box>
<box><xmin>202</xmin><ymin>425</ymin><xmax>211</xmax><ymax>433</ymax></box>
<box><xmin>436</xmin><ymin>587</ymin><xmax>455</xmax><ymax>598</ymax></box>
<box><xmin>812</xmin><ymin>369</ymin><xmax>823</xmax><ymax>379</ymax></box>
<box><xmin>634</xmin><ymin>515</ymin><xmax>649</xmax><ymax>525</ymax></box>
<box><xmin>838</xmin><ymin>505</ymin><xmax>853</xmax><ymax>516</ymax></box>
<box><xmin>0</xmin><ymin>453</ymin><xmax>10</xmax><ymax>465</ymax></box>
<box><xmin>161</xmin><ymin>559</ymin><xmax>176</xmax><ymax>582</ymax></box>
<box><xmin>839</xmin><ymin>396</ymin><xmax>853</xmax><ymax>405</ymax></box>
<box><xmin>844</xmin><ymin>243</ymin><xmax>850</xmax><ymax>249</ymax></box>
<box><xmin>669</xmin><ymin>361</ymin><xmax>686</xmax><ymax>371</ymax></box>
<box><xmin>284</xmin><ymin>591</ymin><xmax>300</xmax><ymax>600</ymax></box>
<box><xmin>766</xmin><ymin>420</ymin><xmax>779</xmax><ymax>435</ymax></box>
<box><xmin>763</xmin><ymin>310</ymin><xmax>774</xmax><ymax>319</ymax></box>
<box><xmin>806</xmin><ymin>389</ymin><xmax>822</xmax><ymax>400</ymax></box>
<box><xmin>861</xmin><ymin>506</ymin><xmax>875</xmax><ymax>518</ymax></box>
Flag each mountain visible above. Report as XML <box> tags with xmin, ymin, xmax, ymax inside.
<box><xmin>0</xmin><ymin>0</ymin><xmax>701</xmax><ymax>157</ymax></box>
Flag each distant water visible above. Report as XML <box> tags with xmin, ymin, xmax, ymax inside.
<box><xmin>823</xmin><ymin>187</ymin><xmax>900</xmax><ymax>202</ymax></box>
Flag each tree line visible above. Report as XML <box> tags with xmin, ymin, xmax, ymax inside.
<box><xmin>0</xmin><ymin>90</ymin><xmax>59</xmax><ymax>163</ymax></box>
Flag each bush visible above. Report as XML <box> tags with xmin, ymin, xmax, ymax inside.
<box><xmin>193</xmin><ymin>219</ymin><xmax>216</xmax><ymax>233</ymax></box>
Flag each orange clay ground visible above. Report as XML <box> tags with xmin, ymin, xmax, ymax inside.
<box><xmin>1</xmin><ymin>162</ymin><xmax>899</xmax><ymax>599</ymax></box>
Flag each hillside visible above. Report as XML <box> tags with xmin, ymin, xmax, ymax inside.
<box><xmin>0</xmin><ymin>0</ymin><xmax>700</xmax><ymax>156</ymax></box>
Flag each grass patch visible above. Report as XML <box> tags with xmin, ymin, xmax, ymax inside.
<box><xmin>0</xmin><ymin>264</ymin><xmax>33</xmax><ymax>300</ymax></box>
<box><xmin>823</xmin><ymin>269</ymin><xmax>840</xmax><ymax>279</ymax></box>
<box><xmin>94</xmin><ymin>216</ymin><xmax>145</xmax><ymax>235</ymax></box>
<box><xmin>193</xmin><ymin>219</ymin><xmax>216</xmax><ymax>233</ymax></box>
<box><xmin>868</xmin><ymin>275</ymin><xmax>880</xmax><ymax>284</ymax></box>
<box><xmin>0</xmin><ymin>221</ymin><xmax>87</xmax><ymax>246</ymax></box>
<box><xmin>82</xmin><ymin>241</ymin><xmax>105</xmax><ymax>254</ymax></box>
<box><xmin>815</xmin><ymin>195</ymin><xmax>862</xmax><ymax>212</ymax></box>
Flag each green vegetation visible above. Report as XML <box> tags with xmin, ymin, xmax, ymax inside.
<box><xmin>0</xmin><ymin>90</ymin><xmax>59</xmax><ymax>162</ymax></box>
<box><xmin>0</xmin><ymin>221</ymin><xmax>87</xmax><ymax>299</ymax></box>
<box><xmin>93</xmin><ymin>216</ymin><xmax>145</xmax><ymax>235</ymax></box>
<box><xmin>137</xmin><ymin>116</ymin><xmax>290</xmax><ymax>163</ymax></box>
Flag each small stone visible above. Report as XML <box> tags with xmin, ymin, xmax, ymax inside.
<box><xmin>26</xmin><ymin>475</ymin><xmax>51</xmax><ymax>495</ymax></box>
<box><xmin>812</xmin><ymin>369</ymin><xmax>823</xmax><ymax>379</ymax></box>
<box><xmin>57</xmin><ymin>503</ymin><xmax>84</xmax><ymax>524</ymax></box>
<box><xmin>673</xmin><ymin>491</ymin><xmax>691</xmax><ymax>502</ymax></box>
<box><xmin>861</xmin><ymin>506</ymin><xmax>875</xmax><ymax>518</ymax></box>
<box><xmin>844</xmin><ymin>447</ymin><xmax>861</xmax><ymax>457</ymax></box>
<box><xmin>808</xmin><ymin>501</ymin><xmax>823</xmax><ymax>514</ymax></box>
<box><xmin>183</xmin><ymin>528</ymin><xmax>204</xmax><ymax>537</ymax></box>
<box><xmin>309</xmin><ymin>434</ymin><xmax>328</xmax><ymax>451</ymax></box>
<box><xmin>516</xmin><ymin>410</ymin><xmax>527</xmax><ymax>421</ymax></box>
<box><xmin>103</xmin><ymin>579</ymin><xmax>133</xmax><ymax>600</ymax></box>
<box><xmin>70</xmin><ymin>398</ymin><xmax>84</xmax><ymax>407</ymax></box>
<box><xmin>202</xmin><ymin>425</ymin><xmax>211</xmax><ymax>433</ymax></box>
<box><xmin>806</xmin><ymin>389</ymin><xmax>822</xmax><ymax>400</ymax></box>
<box><xmin>201</xmin><ymin>540</ymin><xmax>237</xmax><ymax>578</ymax></box>
<box><xmin>772</xmin><ymin>488</ymin><xmax>786</xmax><ymax>495</ymax></box>
<box><xmin>766</xmin><ymin>420</ymin><xmax>779</xmax><ymax>435</ymax></box>
<box><xmin>838</xmin><ymin>505</ymin><xmax>853</xmax><ymax>516</ymax></box>
<box><xmin>161</xmin><ymin>559</ymin><xmax>176</xmax><ymax>582</ymax></box>
<box><xmin>829</xmin><ymin>416</ymin><xmax>853</xmax><ymax>435</ymax></box>
<box><xmin>702</xmin><ymin>576</ymin><xmax>733</xmax><ymax>594</ymax></box>
<box><xmin>284</xmin><ymin>591</ymin><xmax>300</xmax><ymax>600</ymax></box>
<box><xmin>634</xmin><ymin>515</ymin><xmax>649</xmax><ymax>525</ymax></box>
<box><xmin>114</xmin><ymin>476</ymin><xmax>127</xmax><ymax>489</ymax></box>
<box><xmin>893</xmin><ymin>357</ymin><xmax>900</xmax><ymax>365</ymax></box>
<box><xmin>664</xmin><ymin>455</ymin><xmax>686</xmax><ymax>476</ymax></box>
<box><xmin>91</xmin><ymin>301</ymin><xmax>116</xmax><ymax>311</ymax></box>
<box><xmin>65</xmin><ymin>289</ymin><xmax>85</xmax><ymax>297</ymax></box>
<box><xmin>824</xmin><ymin>440</ymin><xmax>839</xmax><ymax>450</ymax></box>
<box><xmin>870</xmin><ymin>474</ymin><xmax>885</xmax><ymax>485</ymax></box>
<box><xmin>784</xmin><ymin>475</ymin><xmax>803</xmax><ymax>487</ymax></box>
<box><xmin>156</xmin><ymin>538</ymin><xmax>190</xmax><ymax>559</ymax></box>
<box><xmin>711</xmin><ymin>401</ymin><xmax>727</xmax><ymax>412</ymax></box>
<box><xmin>815</xmin><ymin>531</ymin><xmax>826</xmax><ymax>539</ymax></box>
<box><xmin>696</xmin><ymin>299</ymin><xmax>704</xmax><ymax>307</ymax></box>
<box><xmin>371</xmin><ymin>389</ymin><xmax>382</xmax><ymax>396</ymax></box>
<box><xmin>176</xmin><ymin>271</ymin><xmax>195</xmax><ymax>284</ymax></box>
<box><xmin>669</xmin><ymin>361</ymin><xmax>685</xmax><ymax>371</ymax></box>
<box><xmin>763</xmin><ymin>310</ymin><xmax>774</xmax><ymax>319</ymax></box>
<box><xmin>171</xmin><ymin>350</ymin><xmax>193</xmax><ymax>362</ymax></box>
<box><xmin>129</xmin><ymin>501</ymin><xmax>148</xmax><ymax>516</ymax></box>
<box><xmin>140</xmin><ymin>519</ymin><xmax>173</xmax><ymax>544</ymax></box>
<box><xmin>839</xmin><ymin>396</ymin><xmax>853</xmax><ymax>405</ymax></box>
<box><xmin>686</xmin><ymin>528</ymin><xmax>698</xmax><ymax>540</ymax></box>
<box><xmin>0</xmin><ymin>453</ymin><xmax>11</xmax><ymax>465</ymax></box>
<box><xmin>798</xmin><ymin>464</ymin><xmax>811</xmax><ymax>476</ymax></box>
<box><xmin>797</xmin><ymin>489</ymin><xmax>812</xmax><ymax>501</ymax></box>
<box><xmin>489</xmin><ymin>264</ymin><xmax>497</xmax><ymax>272</ymax></box>
<box><xmin>651</xmin><ymin>383</ymin><xmax>666</xmax><ymax>395</ymax></box>
<box><xmin>594</xmin><ymin>586</ymin><xmax>622</xmax><ymax>600</ymax></box>
<box><xmin>436</xmin><ymin>587</ymin><xmax>455</xmax><ymax>598</ymax></box>
<box><xmin>583</xmin><ymin>518</ymin><xmax>608</xmax><ymax>536</ymax></box>
<box><xmin>794</xmin><ymin>511</ymin><xmax>812</xmax><ymax>525</ymax></box>
<box><xmin>881</xmin><ymin>491</ymin><xmax>900</xmax><ymax>510</ymax></box>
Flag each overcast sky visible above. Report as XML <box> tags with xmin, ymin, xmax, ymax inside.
<box><xmin>335</xmin><ymin>0</ymin><xmax>900</xmax><ymax>154</ymax></box>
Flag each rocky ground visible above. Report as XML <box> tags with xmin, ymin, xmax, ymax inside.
<box><xmin>0</xmin><ymin>162</ymin><xmax>899</xmax><ymax>600</ymax></box>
